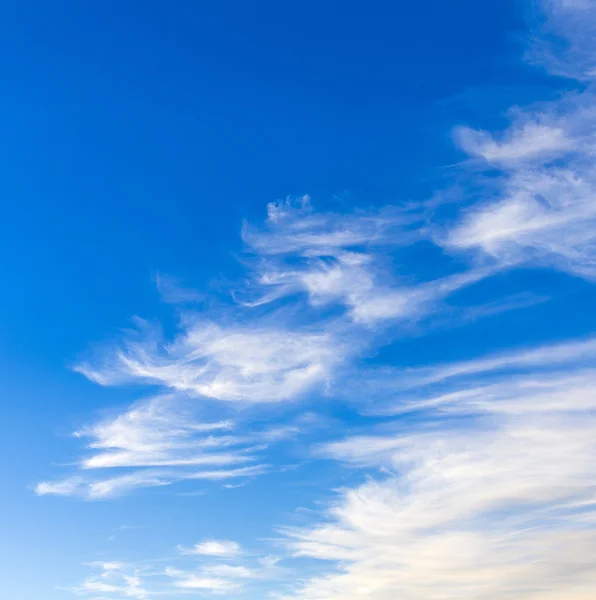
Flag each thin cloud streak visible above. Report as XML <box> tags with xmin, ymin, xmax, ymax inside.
<box><xmin>35</xmin><ymin>396</ymin><xmax>271</xmax><ymax>499</ymax></box>
<box><xmin>178</xmin><ymin>539</ymin><xmax>242</xmax><ymax>558</ymax></box>
<box><xmin>36</xmin><ymin>465</ymin><xmax>269</xmax><ymax>500</ymax></box>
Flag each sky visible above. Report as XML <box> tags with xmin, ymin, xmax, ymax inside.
<box><xmin>2</xmin><ymin>0</ymin><xmax>596</xmax><ymax>598</ymax></box>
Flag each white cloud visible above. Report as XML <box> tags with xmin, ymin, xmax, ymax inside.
<box><xmin>166</xmin><ymin>568</ymin><xmax>238</xmax><ymax>593</ymax></box>
<box><xmin>75</xmin><ymin>395</ymin><xmax>236</xmax><ymax>470</ymax></box>
<box><xmin>186</xmin><ymin>464</ymin><xmax>267</xmax><ymax>481</ymax></box>
<box><xmin>163</xmin><ymin>549</ymin><xmax>283</xmax><ymax>596</ymax></box>
<box><xmin>46</xmin><ymin>193</ymin><xmax>531</xmax><ymax>503</ymax></box>
<box><xmin>71</xmin><ymin>562</ymin><xmax>150</xmax><ymax>599</ymax></box>
<box><xmin>203</xmin><ymin>564</ymin><xmax>256</xmax><ymax>578</ymax></box>
<box><xmin>34</xmin><ymin>394</ymin><xmax>272</xmax><ymax>499</ymax></box>
<box><xmin>36</xmin><ymin>471</ymin><xmax>167</xmax><ymax>500</ymax></box>
<box><xmin>36</xmin><ymin>465</ymin><xmax>268</xmax><ymax>501</ymax></box>
<box><xmin>530</xmin><ymin>0</ymin><xmax>596</xmax><ymax>80</ymax></box>
<box><xmin>154</xmin><ymin>273</ymin><xmax>204</xmax><ymax>304</ymax></box>
<box><xmin>454</xmin><ymin>121</ymin><xmax>572</xmax><ymax>164</ymax></box>
<box><xmin>346</xmin><ymin>266</ymin><xmax>494</xmax><ymax>325</ymax></box>
<box><xmin>68</xmin><ymin>545</ymin><xmax>283</xmax><ymax>599</ymax></box>
<box><xmin>76</xmin><ymin>319</ymin><xmax>340</xmax><ymax>403</ymax></box>
<box><xmin>446</xmin><ymin>96</ymin><xmax>596</xmax><ymax>278</ymax></box>
<box><xmin>396</xmin><ymin>335</ymin><xmax>596</xmax><ymax>388</ymax></box>
<box><xmin>254</xmin><ymin>252</ymin><xmax>492</xmax><ymax>327</ymax></box>
<box><xmin>35</xmin><ymin>476</ymin><xmax>85</xmax><ymax>497</ymax></box>
<box><xmin>335</xmin><ymin>336</ymin><xmax>596</xmax><ymax>417</ymax></box>
<box><xmin>242</xmin><ymin>195</ymin><xmax>420</xmax><ymax>256</ymax></box>
<box><xmin>281</xmin><ymin>338</ymin><xmax>596</xmax><ymax>600</ymax></box>
<box><xmin>35</xmin><ymin>390</ymin><xmax>324</xmax><ymax>498</ymax></box>
<box><xmin>69</xmin><ymin>192</ymin><xmax>527</xmax><ymax>432</ymax></box>
<box><xmin>178</xmin><ymin>539</ymin><xmax>241</xmax><ymax>557</ymax></box>
<box><xmin>240</xmin><ymin>197</ymin><xmax>497</xmax><ymax>327</ymax></box>
<box><xmin>443</xmin><ymin>1</ymin><xmax>596</xmax><ymax>278</ymax></box>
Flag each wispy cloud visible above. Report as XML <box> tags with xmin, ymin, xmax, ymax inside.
<box><xmin>75</xmin><ymin>317</ymin><xmax>340</xmax><ymax>403</ymax></box>
<box><xmin>178</xmin><ymin>539</ymin><xmax>242</xmax><ymax>558</ymax></box>
<box><xmin>154</xmin><ymin>273</ymin><xmax>205</xmax><ymax>304</ymax></box>
<box><xmin>240</xmin><ymin>195</ymin><xmax>495</xmax><ymax>326</ymax></box>
<box><xmin>445</xmin><ymin>100</ymin><xmax>596</xmax><ymax>277</ymax></box>
<box><xmin>70</xmin><ymin>562</ymin><xmax>150</xmax><ymax>599</ymax></box>
<box><xmin>529</xmin><ymin>0</ymin><xmax>596</xmax><ymax>80</ymax></box>
<box><xmin>35</xmin><ymin>396</ymin><xmax>270</xmax><ymax>499</ymax></box>
<box><xmin>75</xmin><ymin>395</ymin><xmax>235</xmax><ymax>469</ymax></box>
<box><xmin>444</xmin><ymin>2</ymin><xmax>596</xmax><ymax>281</ymax></box>
<box><xmin>36</xmin><ymin>465</ymin><xmax>269</xmax><ymax>500</ymax></box>
<box><xmin>49</xmin><ymin>194</ymin><xmax>519</xmax><ymax>499</ymax></box>
<box><xmin>68</xmin><ymin>543</ymin><xmax>284</xmax><ymax>598</ymax></box>
<box><xmin>241</xmin><ymin>195</ymin><xmax>421</xmax><ymax>256</ymax></box>
<box><xmin>453</xmin><ymin>121</ymin><xmax>573</xmax><ymax>165</ymax></box>
<box><xmin>281</xmin><ymin>337</ymin><xmax>596</xmax><ymax>599</ymax></box>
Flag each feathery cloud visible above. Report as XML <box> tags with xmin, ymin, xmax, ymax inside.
<box><xmin>446</xmin><ymin>96</ymin><xmax>596</xmax><ymax>278</ymax></box>
<box><xmin>281</xmin><ymin>337</ymin><xmax>596</xmax><ymax>600</ymax></box>
<box><xmin>75</xmin><ymin>318</ymin><xmax>340</xmax><ymax>403</ymax></box>
<box><xmin>35</xmin><ymin>396</ymin><xmax>269</xmax><ymax>499</ymax></box>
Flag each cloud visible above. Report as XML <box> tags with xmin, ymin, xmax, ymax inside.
<box><xmin>529</xmin><ymin>0</ymin><xmax>596</xmax><ymax>80</ymax></box>
<box><xmin>35</xmin><ymin>477</ymin><xmax>85</xmax><ymax>497</ymax></box>
<box><xmin>178</xmin><ymin>539</ymin><xmax>241</xmax><ymax>558</ymax></box>
<box><xmin>75</xmin><ymin>318</ymin><xmax>340</xmax><ymax>403</ymax></box>
<box><xmin>75</xmin><ymin>395</ymin><xmax>236</xmax><ymax>470</ymax></box>
<box><xmin>454</xmin><ymin>121</ymin><xmax>573</xmax><ymax>164</ymax></box>
<box><xmin>393</xmin><ymin>335</ymin><xmax>596</xmax><ymax>389</ymax></box>
<box><xmin>154</xmin><ymin>273</ymin><xmax>204</xmax><ymax>304</ymax></box>
<box><xmin>70</xmin><ymin>188</ymin><xmax>533</xmax><ymax>425</ymax></box>
<box><xmin>439</xmin><ymin>0</ymin><xmax>596</xmax><ymax>280</ymax></box>
<box><xmin>36</xmin><ymin>464</ymin><xmax>268</xmax><ymax>501</ymax></box>
<box><xmin>166</xmin><ymin>569</ymin><xmax>239</xmax><ymax>594</ymax></box>
<box><xmin>49</xmin><ymin>191</ymin><xmax>532</xmax><ymax>501</ymax></box>
<box><xmin>280</xmin><ymin>337</ymin><xmax>596</xmax><ymax>600</ymax></box>
<box><xmin>240</xmin><ymin>197</ymin><xmax>500</xmax><ymax>327</ymax></box>
<box><xmin>203</xmin><ymin>564</ymin><xmax>257</xmax><ymax>578</ymax></box>
<box><xmin>241</xmin><ymin>195</ymin><xmax>421</xmax><ymax>256</ymax></box>
<box><xmin>68</xmin><ymin>544</ymin><xmax>283</xmax><ymax>599</ymax></box>
<box><xmin>43</xmin><ymin>190</ymin><xmax>512</xmax><ymax>503</ymax></box>
<box><xmin>164</xmin><ymin>553</ymin><xmax>284</xmax><ymax>596</ymax></box>
<box><xmin>165</xmin><ymin>562</ymin><xmax>264</xmax><ymax>594</ymax></box>
<box><xmin>445</xmin><ymin>94</ymin><xmax>596</xmax><ymax>278</ymax></box>
<box><xmin>35</xmin><ymin>396</ymin><xmax>271</xmax><ymax>499</ymax></box>
<box><xmin>70</xmin><ymin>562</ymin><xmax>150</xmax><ymax>599</ymax></box>
<box><xmin>35</xmin><ymin>391</ymin><xmax>323</xmax><ymax>499</ymax></box>
<box><xmin>333</xmin><ymin>336</ymin><xmax>596</xmax><ymax>417</ymax></box>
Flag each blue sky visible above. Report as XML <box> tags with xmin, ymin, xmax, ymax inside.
<box><xmin>3</xmin><ymin>0</ymin><xmax>596</xmax><ymax>598</ymax></box>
